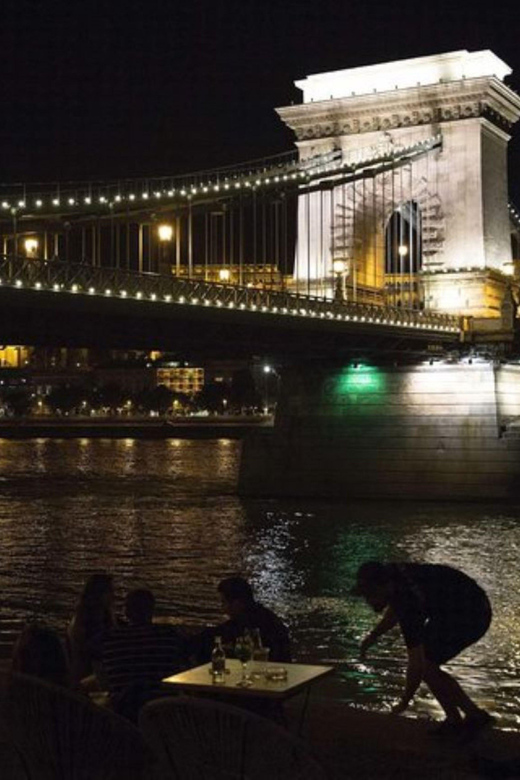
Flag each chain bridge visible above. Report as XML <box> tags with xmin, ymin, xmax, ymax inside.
<box><xmin>2</xmin><ymin>49</ymin><xmax>520</xmax><ymax>498</ymax></box>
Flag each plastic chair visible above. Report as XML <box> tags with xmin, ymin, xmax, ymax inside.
<box><xmin>139</xmin><ymin>695</ymin><xmax>328</xmax><ymax>780</ymax></box>
<box><xmin>6</xmin><ymin>673</ymin><xmax>149</xmax><ymax>779</ymax></box>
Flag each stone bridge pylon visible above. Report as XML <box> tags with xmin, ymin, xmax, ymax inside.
<box><xmin>277</xmin><ymin>50</ymin><xmax>520</xmax><ymax>319</ymax></box>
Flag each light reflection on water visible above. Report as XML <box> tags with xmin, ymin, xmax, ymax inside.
<box><xmin>0</xmin><ymin>439</ymin><xmax>519</xmax><ymax>727</ymax></box>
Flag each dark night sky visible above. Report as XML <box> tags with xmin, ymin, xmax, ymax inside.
<box><xmin>0</xmin><ymin>0</ymin><xmax>519</xmax><ymax>201</ymax></box>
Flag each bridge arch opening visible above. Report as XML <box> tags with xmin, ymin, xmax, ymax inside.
<box><xmin>385</xmin><ymin>200</ymin><xmax>423</xmax><ymax>308</ymax></box>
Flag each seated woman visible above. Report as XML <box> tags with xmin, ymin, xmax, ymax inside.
<box><xmin>67</xmin><ymin>573</ymin><xmax>115</xmax><ymax>687</ymax></box>
<box><xmin>12</xmin><ymin>623</ymin><xmax>70</xmax><ymax>687</ymax></box>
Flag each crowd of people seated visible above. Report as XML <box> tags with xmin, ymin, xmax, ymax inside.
<box><xmin>10</xmin><ymin>572</ymin><xmax>291</xmax><ymax>723</ymax></box>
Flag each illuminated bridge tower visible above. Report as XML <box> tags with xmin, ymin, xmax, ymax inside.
<box><xmin>277</xmin><ymin>50</ymin><xmax>520</xmax><ymax>317</ymax></box>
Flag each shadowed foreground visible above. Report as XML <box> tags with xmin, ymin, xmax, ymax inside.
<box><xmin>2</xmin><ymin>677</ymin><xmax>520</xmax><ymax>779</ymax></box>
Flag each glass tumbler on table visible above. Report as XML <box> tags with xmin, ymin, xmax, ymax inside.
<box><xmin>234</xmin><ymin>634</ymin><xmax>253</xmax><ymax>687</ymax></box>
<box><xmin>250</xmin><ymin>628</ymin><xmax>270</xmax><ymax>678</ymax></box>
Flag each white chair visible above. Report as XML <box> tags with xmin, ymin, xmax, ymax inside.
<box><xmin>139</xmin><ymin>695</ymin><xmax>328</xmax><ymax>780</ymax></box>
<box><xmin>6</xmin><ymin>673</ymin><xmax>149</xmax><ymax>779</ymax></box>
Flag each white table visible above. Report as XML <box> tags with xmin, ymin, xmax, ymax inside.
<box><xmin>163</xmin><ymin>660</ymin><xmax>334</xmax><ymax>731</ymax></box>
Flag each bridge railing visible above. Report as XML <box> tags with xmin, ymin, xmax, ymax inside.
<box><xmin>0</xmin><ymin>255</ymin><xmax>461</xmax><ymax>335</ymax></box>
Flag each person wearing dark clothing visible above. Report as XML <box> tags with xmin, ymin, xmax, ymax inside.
<box><xmin>101</xmin><ymin>588</ymin><xmax>188</xmax><ymax>721</ymax></box>
<box><xmin>12</xmin><ymin>623</ymin><xmax>70</xmax><ymax>688</ymax></box>
<box><xmin>196</xmin><ymin>577</ymin><xmax>291</xmax><ymax>664</ymax></box>
<box><xmin>352</xmin><ymin>561</ymin><xmax>493</xmax><ymax>734</ymax></box>
<box><xmin>216</xmin><ymin>577</ymin><xmax>291</xmax><ymax>662</ymax></box>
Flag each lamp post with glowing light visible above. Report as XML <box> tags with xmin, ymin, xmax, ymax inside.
<box><xmin>158</xmin><ymin>223</ymin><xmax>173</xmax><ymax>275</ymax></box>
<box><xmin>24</xmin><ymin>238</ymin><xmax>39</xmax><ymax>259</ymax></box>
<box><xmin>262</xmin><ymin>364</ymin><xmax>280</xmax><ymax>416</ymax></box>
<box><xmin>333</xmin><ymin>259</ymin><xmax>347</xmax><ymax>302</ymax></box>
<box><xmin>397</xmin><ymin>244</ymin><xmax>408</xmax><ymax>307</ymax></box>
<box><xmin>219</xmin><ymin>268</ymin><xmax>231</xmax><ymax>283</ymax></box>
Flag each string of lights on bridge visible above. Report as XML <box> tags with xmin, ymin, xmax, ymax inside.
<box><xmin>510</xmin><ymin>203</ymin><xmax>520</xmax><ymax>229</ymax></box>
<box><xmin>0</xmin><ymin>136</ymin><xmax>442</xmax><ymax>216</ymax></box>
<box><xmin>0</xmin><ymin>262</ymin><xmax>460</xmax><ymax>335</ymax></box>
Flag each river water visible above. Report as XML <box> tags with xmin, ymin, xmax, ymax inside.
<box><xmin>0</xmin><ymin>437</ymin><xmax>519</xmax><ymax>728</ymax></box>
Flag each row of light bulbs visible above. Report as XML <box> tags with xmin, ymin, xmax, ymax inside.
<box><xmin>509</xmin><ymin>203</ymin><xmax>520</xmax><ymax>225</ymax></box>
<box><xmin>1</xmin><ymin>275</ymin><xmax>459</xmax><ymax>333</ymax></box>
<box><xmin>0</xmin><ymin>136</ymin><xmax>440</xmax><ymax>215</ymax></box>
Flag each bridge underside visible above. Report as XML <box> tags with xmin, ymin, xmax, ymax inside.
<box><xmin>0</xmin><ymin>285</ymin><xmax>458</xmax><ymax>359</ymax></box>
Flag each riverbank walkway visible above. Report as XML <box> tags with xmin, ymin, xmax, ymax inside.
<box><xmin>1</xmin><ymin>675</ymin><xmax>520</xmax><ymax>778</ymax></box>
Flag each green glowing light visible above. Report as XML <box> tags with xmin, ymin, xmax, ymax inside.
<box><xmin>334</xmin><ymin>365</ymin><xmax>385</xmax><ymax>395</ymax></box>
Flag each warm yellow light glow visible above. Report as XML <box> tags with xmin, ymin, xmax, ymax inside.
<box><xmin>398</xmin><ymin>245</ymin><xmax>409</xmax><ymax>257</ymax></box>
<box><xmin>158</xmin><ymin>224</ymin><xmax>173</xmax><ymax>242</ymax></box>
<box><xmin>219</xmin><ymin>268</ymin><xmax>231</xmax><ymax>282</ymax></box>
<box><xmin>332</xmin><ymin>259</ymin><xmax>346</xmax><ymax>274</ymax></box>
<box><xmin>24</xmin><ymin>238</ymin><xmax>38</xmax><ymax>257</ymax></box>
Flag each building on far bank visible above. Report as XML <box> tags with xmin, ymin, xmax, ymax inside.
<box><xmin>155</xmin><ymin>362</ymin><xmax>204</xmax><ymax>396</ymax></box>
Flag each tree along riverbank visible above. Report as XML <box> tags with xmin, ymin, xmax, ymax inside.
<box><xmin>0</xmin><ymin>416</ymin><xmax>273</xmax><ymax>440</ymax></box>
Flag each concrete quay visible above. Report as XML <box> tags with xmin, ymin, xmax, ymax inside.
<box><xmin>0</xmin><ymin>415</ymin><xmax>271</xmax><ymax>440</ymax></box>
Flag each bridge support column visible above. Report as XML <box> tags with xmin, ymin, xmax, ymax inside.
<box><xmin>239</xmin><ymin>361</ymin><xmax>520</xmax><ymax>499</ymax></box>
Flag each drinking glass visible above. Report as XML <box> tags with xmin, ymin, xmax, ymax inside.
<box><xmin>235</xmin><ymin>636</ymin><xmax>253</xmax><ymax>687</ymax></box>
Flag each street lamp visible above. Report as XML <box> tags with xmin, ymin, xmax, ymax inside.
<box><xmin>333</xmin><ymin>259</ymin><xmax>347</xmax><ymax>301</ymax></box>
<box><xmin>24</xmin><ymin>237</ymin><xmax>39</xmax><ymax>258</ymax></box>
<box><xmin>262</xmin><ymin>364</ymin><xmax>279</xmax><ymax>416</ymax></box>
<box><xmin>158</xmin><ymin>224</ymin><xmax>173</xmax><ymax>242</ymax></box>
<box><xmin>157</xmin><ymin>223</ymin><xmax>173</xmax><ymax>275</ymax></box>
<box><xmin>219</xmin><ymin>268</ymin><xmax>231</xmax><ymax>283</ymax></box>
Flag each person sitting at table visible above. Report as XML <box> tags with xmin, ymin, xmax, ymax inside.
<box><xmin>12</xmin><ymin>623</ymin><xmax>70</xmax><ymax>687</ymax></box>
<box><xmin>67</xmin><ymin>572</ymin><xmax>115</xmax><ymax>687</ymax></box>
<box><xmin>101</xmin><ymin>588</ymin><xmax>188</xmax><ymax>722</ymax></box>
<box><xmin>211</xmin><ymin>576</ymin><xmax>291</xmax><ymax>663</ymax></box>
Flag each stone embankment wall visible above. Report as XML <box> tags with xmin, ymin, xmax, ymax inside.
<box><xmin>239</xmin><ymin>362</ymin><xmax>520</xmax><ymax>499</ymax></box>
